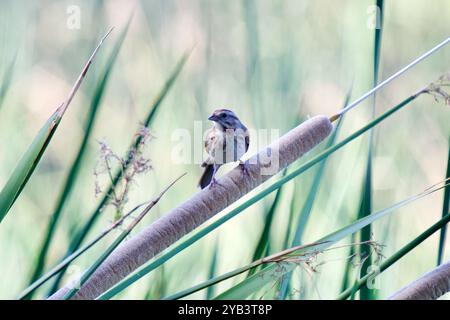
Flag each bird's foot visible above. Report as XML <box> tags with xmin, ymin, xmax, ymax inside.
<box><xmin>208</xmin><ymin>177</ymin><xmax>219</xmax><ymax>189</ymax></box>
<box><xmin>239</xmin><ymin>160</ymin><xmax>250</xmax><ymax>177</ymax></box>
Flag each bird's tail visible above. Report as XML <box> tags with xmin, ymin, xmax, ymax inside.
<box><xmin>199</xmin><ymin>164</ymin><xmax>214</xmax><ymax>189</ymax></box>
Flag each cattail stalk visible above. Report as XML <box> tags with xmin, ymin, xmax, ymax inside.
<box><xmin>389</xmin><ymin>261</ymin><xmax>450</xmax><ymax>300</ymax></box>
<box><xmin>49</xmin><ymin>115</ymin><xmax>333</xmax><ymax>299</ymax></box>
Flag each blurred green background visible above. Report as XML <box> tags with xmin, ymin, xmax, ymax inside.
<box><xmin>0</xmin><ymin>0</ymin><xmax>449</xmax><ymax>299</ymax></box>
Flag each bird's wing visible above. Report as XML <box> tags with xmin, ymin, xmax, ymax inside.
<box><xmin>203</xmin><ymin>127</ymin><xmax>225</xmax><ymax>165</ymax></box>
<box><xmin>204</xmin><ymin>127</ymin><xmax>215</xmax><ymax>152</ymax></box>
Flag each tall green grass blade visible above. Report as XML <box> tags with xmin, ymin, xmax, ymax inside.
<box><xmin>358</xmin><ymin>0</ymin><xmax>384</xmax><ymax>300</ymax></box>
<box><xmin>98</xmin><ymin>92</ymin><xmax>421</xmax><ymax>300</ymax></box>
<box><xmin>0</xmin><ymin>53</ymin><xmax>16</xmax><ymax>112</ymax></box>
<box><xmin>348</xmin><ymin>266</ymin><xmax>362</xmax><ymax>300</ymax></box>
<box><xmin>144</xmin><ymin>266</ymin><xmax>166</xmax><ymax>300</ymax></box>
<box><xmin>48</xmin><ymin>51</ymin><xmax>190</xmax><ymax>295</ymax></box>
<box><xmin>339</xmin><ymin>206</ymin><xmax>450</xmax><ymax>300</ymax></box>
<box><xmin>26</xmin><ymin>21</ymin><xmax>130</xmax><ymax>297</ymax></box>
<box><xmin>278</xmin><ymin>92</ymin><xmax>350</xmax><ymax>299</ymax></box>
<box><xmin>0</xmin><ymin>112</ymin><xmax>60</xmax><ymax>223</ymax></box>
<box><xmin>374</xmin><ymin>0</ymin><xmax>384</xmax><ymax>83</ymax></box>
<box><xmin>277</xmin><ymin>183</ymin><xmax>298</xmax><ymax>298</ymax></box>
<box><xmin>242</xmin><ymin>0</ymin><xmax>263</xmax><ymax>126</ymax></box>
<box><xmin>206</xmin><ymin>239</ymin><xmax>219</xmax><ymax>299</ymax></box>
<box><xmin>357</xmin><ymin>167</ymin><xmax>373</xmax><ymax>300</ymax></box>
<box><xmin>62</xmin><ymin>173</ymin><xmax>184</xmax><ymax>300</ymax></box>
<box><xmin>247</xmin><ymin>170</ymin><xmax>286</xmax><ymax>277</ymax></box>
<box><xmin>164</xmin><ymin>181</ymin><xmax>446</xmax><ymax>300</ymax></box>
<box><xmin>340</xmin><ymin>233</ymin><xmax>357</xmax><ymax>292</ymax></box>
<box><xmin>282</xmin><ymin>183</ymin><xmax>297</xmax><ymax>250</ymax></box>
<box><xmin>437</xmin><ymin>138</ymin><xmax>450</xmax><ymax>265</ymax></box>
<box><xmin>0</xmin><ymin>29</ymin><xmax>112</xmax><ymax>224</ymax></box>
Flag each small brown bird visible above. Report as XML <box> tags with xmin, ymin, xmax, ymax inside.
<box><xmin>199</xmin><ymin>109</ymin><xmax>250</xmax><ymax>189</ymax></box>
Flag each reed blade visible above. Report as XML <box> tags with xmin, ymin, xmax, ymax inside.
<box><xmin>0</xmin><ymin>29</ymin><xmax>112</xmax><ymax>224</ymax></box>
<box><xmin>437</xmin><ymin>138</ymin><xmax>450</xmax><ymax>265</ymax></box>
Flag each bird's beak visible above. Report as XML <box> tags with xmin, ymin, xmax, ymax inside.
<box><xmin>208</xmin><ymin>114</ymin><xmax>218</xmax><ymax>121</ymax></box>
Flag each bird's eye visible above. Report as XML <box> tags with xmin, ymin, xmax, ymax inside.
<box><xmin>220</xmin><ymin>113</ymin><xmax>226</xmax><ymax>118</ymax></box>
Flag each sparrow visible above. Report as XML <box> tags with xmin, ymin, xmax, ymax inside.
<box><xmin>199</xmin><ymin>109</ymin><xmax>250</xmax><ymax>189</ymax></box>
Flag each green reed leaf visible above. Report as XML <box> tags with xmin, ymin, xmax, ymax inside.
<box><xmin>0</xmin><ymin>29</ymin><xmax>112</xmax><ymax>224</ymax></box>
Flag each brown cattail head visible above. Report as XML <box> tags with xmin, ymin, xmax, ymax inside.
<box><xmin>49</xmin><ymin>115</ymin><xmax>333</xmax><ymax>300</ymax></box>
<box><xmin>389</xmin><ymin>260</ymin><xmax>450</xmax><ymax>300</ymax></box>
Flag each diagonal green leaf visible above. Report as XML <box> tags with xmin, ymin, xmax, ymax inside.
<box><xmin>206</xmin><ymin>239</ymin><xmax>220</xmax><ymax>299</ymax></box>
<box><xmin>358</xmin><ymin>0</ymin><xmax>384</xmax><ymax>300</ymax></box>
<box><xmin>282</xmin><ymin>182</ymin><xmax>297</xmax><ymax>250</ymax></box>
<box><xmin>357</xmin><ymin>160</ymin><xmax>374</xmax><ymax>299</ymax></box>
<box><xmin>0</xmin><ymin>53</ymin><xmax>16</xmax><ymax>112</ymax></box>
<box><xmin>340</xmin><ymin>233</ymin><xmax>357</xmax><ymax>292</ymax></box>
<box><xmin>0</xmin><ymin>111</ymin><xmax>60</xmax><ymax>223</ymax></box>
<box><xmin>437</xmin><ymin>137</ymin><xmax>450</xmax><ymax>265</ymax></box>
<box><xmin>0</xmin><ymin>29</ymin><xmax>112</xmax><ymax>224</ymax></box>
<box><xmin>248</xmin><ymin>170</ymin><xmax>286</xmax><ymax>277</ymax></box>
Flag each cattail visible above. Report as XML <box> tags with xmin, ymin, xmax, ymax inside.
<box><xmin>49</xmin><ymin>115</ymin><xmax>333</xmax><ymax>300</ymax></box>
<box><xmin>389</xmin><ymin>260</ymin><xmax>450</xmax><ymax>300</ymax></box>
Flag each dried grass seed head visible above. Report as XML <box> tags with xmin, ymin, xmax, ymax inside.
<box><xmin>423</xmin><ymin>72</ymin><xmax>450</xmax><ymax>106</ymax></box>
<box><xmin>94</xmin><ymin>125</ymin><xmax>154</xmax><ymax>219</ymax></box>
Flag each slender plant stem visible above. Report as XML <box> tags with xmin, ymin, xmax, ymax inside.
<box><xmin>332</xmin><ymin>36</ymin><xmax>450</xmax><ymax>120</ymax></box>
<box><xmin>437</xmin><ymin>137</ymin><xmax>450</xmax><ymax>265</ymax></box>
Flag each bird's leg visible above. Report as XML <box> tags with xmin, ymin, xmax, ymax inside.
<box><xmin>239</xmin><ymin>159</ymin><xmax>250</xmax><ymax>177</ymax></box>
<box><xmin>208</xmin><ymin>164</ymin><xmax>221</xmax><ymax>189</ymax></box>
<box><xmin>209</xmin><ymin>177</ymin><xmax>218</xmax><ymax>189</ymax></box>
